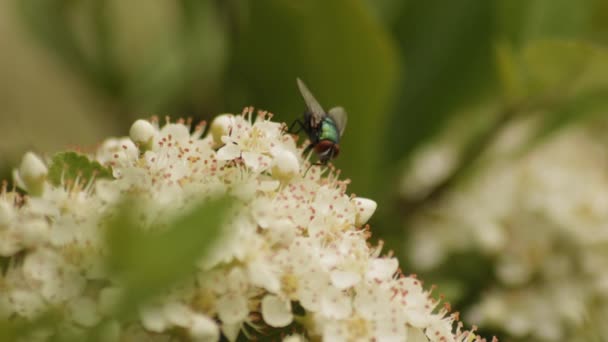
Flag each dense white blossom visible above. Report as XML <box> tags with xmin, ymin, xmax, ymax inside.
<box><xmin>403</xmin><ymin>122</ymin><xmax>608</xmax><ymax>341</ymax></box>
<box><xmin>0</xmin><ymin>109</ymin><xmax>487</xmax><ymax>341</ymax></box>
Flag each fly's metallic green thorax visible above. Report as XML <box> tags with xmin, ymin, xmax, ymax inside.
<box><xmin>319</xmin><ymin>117</ymin><xmax>340</xmax><ymax>143</ymax></box>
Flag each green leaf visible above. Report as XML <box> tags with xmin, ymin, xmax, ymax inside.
<box><xmin>226</xmin><ymin>0</ymin><xmax>400</xmax><ymax>196</ymax></box>
<box><xmin>47</xmin><ymin>152</ymin><xmax>113</xmax><ymax>187</ymax></box>
<box><xmin>105</xmin><ymin>195</ymin><xmax>233</xmax><ymax>315</ymax></box>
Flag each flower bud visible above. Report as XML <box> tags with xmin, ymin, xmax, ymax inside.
<box><xmin>353</xmin><ymin>197</ymin><xmax>377</xmax><ymax>226</ymax></box>
<box><xmin>271</xmin><ymin>149</ymin><xmax>299</xmax><ymax>181</ymax></box>
<box><xmin>210</xmin><ymin>114</ymin><xmax>233</xmax><ymax>147</ymax></box>
<box><xmin>129</xmin><ymin>119</ymin><xmax>156</xmax><ymax>151</ymax></box>
<box><xmin>261</xmin><ymin>295</ymin><xmax>293</xmax><ymax>328</ymax></box>
<box><xmin>18</xmin><ymin>152</ymin><xmax>47</xmax><ymax>196</ymax></box>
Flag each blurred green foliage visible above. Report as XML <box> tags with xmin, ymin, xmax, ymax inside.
<box><xmin>3</xmin><ymin>0</ymin><xmax>608</xmax><ymax>339</ymax></box>
<box><xmin>106</xmin><ymin>195</ymin><xmax>232</xmax><ymax>317</ymax></box>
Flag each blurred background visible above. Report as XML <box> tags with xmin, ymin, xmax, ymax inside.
<box><xmin>2</xmin><ymin>0</ymin><xmax>608</xmax><ymax>340</ymax></box>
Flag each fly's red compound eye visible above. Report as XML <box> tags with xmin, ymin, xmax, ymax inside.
<box><xmin>332</xmin><ymin>144</ymin><xmax>340</xmax><ymax>159</ymax></box>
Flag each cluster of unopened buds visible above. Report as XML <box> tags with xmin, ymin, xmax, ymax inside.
<box><xmin>0</xmin><ymin>108</ymin><xmax>490</xmax><ymax>341</ymax></box>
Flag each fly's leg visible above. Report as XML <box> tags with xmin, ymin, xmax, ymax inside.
<box><xmin>303</xmin><ymin>142</ymin><xmax>315</xmax><ymax>155</ymax></box>
<box><xmin>288</xmin><ymin>119</ymin><xmax>306</xmax><ymax>134</ymax></box>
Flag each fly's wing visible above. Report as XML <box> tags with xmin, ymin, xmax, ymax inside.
<box><xmin>297</xmin><ymin>78</ymin><xmax>326</xmax><ymax>127</ymax></box>
<box><xmin>328</xmin><ymin>106</ymin><xmax>348</xmax><ymax>137</ymax></box>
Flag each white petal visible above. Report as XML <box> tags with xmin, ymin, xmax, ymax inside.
<box><xmin>330</xmin><ymin>270</ymin><xmax>361</xmax><ymax>289</ymax></box>
<box><xmin>20</xmin><ymin>219</ymin><xmax>48</xmax><ymax>248</ymax></box>
<box><xmin>0</xmin><ymin>200</ymin><xmax>15</xmax><ymax>227</ymax></box>
<box><xmin>159</xmin><ymin>123</ymin><xmax>190</xmax><ymax>142</ymax></box>
<box><xmin>405</xmin><ymin>312</ymin><xmax>430</xmax><ymax>330</ymax></box>
<box><xmin>297</xmin><ymin>272</ymin><xmax>327</xmax><ymax>312</ymax></box>
<box><xmin>9</xmin><ymin>288</ymin><xmax>46</xmax><ymax>319</ymax></box>
<box><xmin>217</xmin><ymin>143</ymin><xmax>241</xmax><ymax>160</ymax></box>
<box><xmin>163</xmin><ymin>302</ymin><xmax>193</xmax><ymax>327</ymax></box>
<box><xmin>353</xmin><ymin>284</ymin><xmax>391</xmax><ymax>320</ymax></box>
<box><xmin>248</xmin><ymin>261</ymin><xmax>280</xmax><ymax>293</ymax></box>
<box><xmin>261</xmin><ymin>295</ymin><xmax>293</xmax><ymax>328</ymax></box>
<box><xmin>373</xmin><ymin>320</ymin><xmax>407</xmax><ymax>342</ymax></box>
<box><xmin>322</xmin><ymin>320</ymin><xmax>351</xmax><ymax>342</ymax></box>
<box><xmin>366</xmin><ymin>258</ymin><xmax>398</xmax><ymax>281</ymax></box>
<box><xmin>321</xmin><ymin>287</ymin><xmax>352</xmax><ymax>319</ymax></box>
<box><xmin>0</xmin><ymin>229</ymin><xmax>22</xmax><ymax>256</ymax></box>
<box><xmin>258</xmin><ymin>180</ymin><xmax>280</xmax><ymax>192</ymax></box>
<box><xmin>221</xmin><ymin>323</ymin><xmax>241</xmax><ymax>342</ymax></box>
<box><xmin>282</xmin><ymin>334</ymin><xmax>306</xmax><ymax>342</ymax></box>
<box><xmin>353</xmin><ymin>197</ymin><xmax>377</xmax><ymax>226</ymax></box>
<box><xmin>189</xmin><ymin>314</ymin><xmax>219</xmax><ymax>342</ymax></box>
<box><xmin>407</xmin><ymin>327</ymin><xmax>429</xmax><ymax>342</ymax></box>
<box><xmin>23</xmin><ymin>249</ymin><xmax>85</xmax><ymax>303</ymax></box>
<box><xmin>217</xmin><ymin>294</ymin><xmax>248</xmax><ymax>324</ymax></box>
<box><xmin>242</xmin><ymin>151</ymin><xmax>260</xmax><ymax>171</ymax></box>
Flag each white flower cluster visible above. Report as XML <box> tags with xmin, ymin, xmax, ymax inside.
<box><xmin>1</xmin><ymin>109</ymin><xmax>484</xmax><ymax>341</ymax></box>
<box><xmin>403</xmin><ymin>123</ymin><xmax>608</xmax><ymax>341</ymax></box>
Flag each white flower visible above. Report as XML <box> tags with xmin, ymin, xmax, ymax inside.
<box><xmin>405</xmin><ymin>123</ymin><xmax>608</xmax><ymax>341</ymax></box>
<box><xmin>0</xmin><ymin>111</ymin><xmax>484</xmax><ymax>341</ymax></box>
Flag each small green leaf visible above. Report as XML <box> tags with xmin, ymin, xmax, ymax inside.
<box><xmin>47</xmin><ymin>152</ymin><xmax>113</xmax><ymax>187</ymax></box>
<box><xmin>106</xmin><ymin>195</ymin><xmax>233</xmax><ymax>316</ymax></box>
